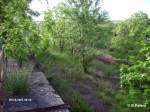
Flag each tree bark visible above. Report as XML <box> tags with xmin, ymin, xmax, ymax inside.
<box><xmin>18</xmin><ymin>57</ymin><xmax>23</xmax><ymax>68</ymax></box>
<box><xmin>60</xmin><ymin>38</ymin><xmax>64</xmax><ymax>52</ymax></box>
<box><xmin>82</xmin><ymin>53</ymin><xmax>88</xmax><ymax>73</ymax></box>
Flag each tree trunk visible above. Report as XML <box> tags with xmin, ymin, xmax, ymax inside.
<box><xmin>53</xmin><ymin>40</ymin><xmax>56</xmax><ymax>48</ymax></box>
<box><xmin>18</xmin><ymin>57</ymin><xmax>23</xmax><ymax>68</ymax></box>
<box><xmin>71</xmin><ymin>46</ymin><xmax>74</xmax><ymax>56</ymax></box>
<box><xmin>82</xmin><ymin>53</ymin><xmax>88</xmax><ymax>73</ymax></box>
<box><xmin>0</xmin><ymin>50</ymin><xmax>4</xmax><ymax>83</ymax></box>
<box><xmin>60</xmin><ymin>38</ymin><xmax>64</xmax><ymax>52</ymax></box>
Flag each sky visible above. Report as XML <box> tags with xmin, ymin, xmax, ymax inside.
<box><xmin>30</xmin><ymin>0</ymin><xmax>150</xmax><ymax>21</ymax></box>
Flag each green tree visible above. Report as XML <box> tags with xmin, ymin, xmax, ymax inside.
<box><xmin>0</xmin><ymin>0</ymin><xmax>40</xmax><ymax>67</ymax></box>
<box><xmin>56</xmin><ymin>0</ymin><xmax>109</xmax><ymax>73</ymax></box>
<box><xmin>111</xmin><ymin>12</ymin><xmax>150</xmax><ymax>111</ymax></box>
<box><xmin>111</xmin><ymin>11</ymin><xmax>150</xmax><ymax>59</ymax></box>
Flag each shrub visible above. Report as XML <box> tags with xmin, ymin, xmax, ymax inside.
<box><xmin>4</xmin><ymin>69</ymin><xmax>30</xmax><ymax>95</ymax></box>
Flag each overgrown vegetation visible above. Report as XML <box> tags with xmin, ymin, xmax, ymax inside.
<box><xmin>49</xmin><ymin>76</ymin><xmax>93</xmax><ymax>112</ymax></box>
<box><xmin>0</xmin><ymin>0</ymin><xmax>149</xmax><ymax>112</ymax></box>
<box><xmin>110</xmin><ymin>12</ymin><xmax>150</xmax><ymax>111</ymax></box>
<box><xmin>4</xmin><ymin>69</ymin><xmax>30</xmax><ymax>95</ymax></box>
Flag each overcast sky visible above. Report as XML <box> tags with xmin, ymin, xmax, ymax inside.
<box><xmin>30</xmin><ymin>0</ymin><xmax>150</xmax><ymax>21</ymax></box>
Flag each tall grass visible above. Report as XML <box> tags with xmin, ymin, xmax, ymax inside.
<box><xmin>71</xmin><ymin>92</ymin><xmax>93</xmax><ymax>112</ymax></box>
<box><xmin>39</xmin><ymin>51</ymin><xmax>84</xmax><ymax>81</ymax></box>
<box><xmin>91</xmin><ymin>59</ymin><xmax>119</xmax><ymax>76</ymax></box>
<box><xmin>49</xmin><ymin>76</ymin><xmax>93</xmax><ymax>112</ymax></box>
<box><xmin>39</xmin><ymin>51</ymin><xmax>93</xmax><ymax>112</ymax></box>
<box><xmin>4</xmin><ymin>69</ymin><xmax>30</xmax><ymax>95</ymax></box>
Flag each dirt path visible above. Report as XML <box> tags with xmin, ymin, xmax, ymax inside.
<box><xmin>73</xmin><ymin>81</ymin><xmax>109</xmax><ymax>112</ymax></box>
<box><xmin>72</xmin><ymin>65</ymin><xmax>120</xmax><ymax>112</ymax></box>
<box><xmin>94</xmin><ymin>70</ymin><xmax>119</xmax><ymax>89</ymax></box>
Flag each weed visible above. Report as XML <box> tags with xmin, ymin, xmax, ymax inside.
<box><xmin>71</xmin><ymin>92</ymin><xmax>93</xmax><ymax>112</ymax></box>
<box><xmin>91</xmin><ymin>59</ymin><xmax>119</xmax><ymax>76</ymax></box>
<box><xmin>49</xmin><ymin>76</ymin><xmax>93</xmax><ymax>112</ymax></box>
<box><xmin>4</xmin><ymin>69</ymin><xmax>30</xmax><ymax>95</ymax></box>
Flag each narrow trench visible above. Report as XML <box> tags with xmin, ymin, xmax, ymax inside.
<box><xmin>73</xmin><ymin>81</ymin><xmax>109</xmax><ymax>112</ymax></box>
